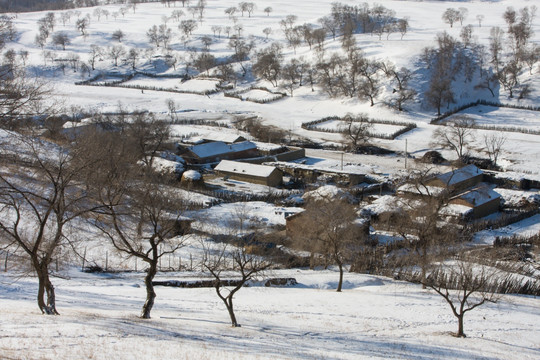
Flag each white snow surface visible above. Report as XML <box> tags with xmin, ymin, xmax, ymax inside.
<box><xmin>1</xmin><ymin>269</ymin><xmax>539</xmax><ymax>360</ymax></box>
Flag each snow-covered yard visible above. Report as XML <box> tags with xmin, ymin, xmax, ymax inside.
<box><xmin>1</xmin><ymin>269</ymin><xmax>539</xmax><ymax>360</ymax></box>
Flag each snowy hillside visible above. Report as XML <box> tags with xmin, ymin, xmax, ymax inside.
<box><xmin>1</xmin><ymin>1</ymin><xmax>540</xmax><ymax>359</ymax></box>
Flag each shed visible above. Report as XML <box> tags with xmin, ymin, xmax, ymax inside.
<box><xmin>214</xmin><ymin>160</ymin><xmax>283</xmax><ymax>187</ymax></box>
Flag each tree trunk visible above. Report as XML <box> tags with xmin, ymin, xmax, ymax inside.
<box><xmin>36</xmin><ymin>262</ymin><xmax>59</xmax><ymax>315</ymax></box>
<box><xmin>456</xmin><ymin>314</ymin><xmax>466</xmax><ymax>337</ymax></box>
<box><xmin>225</xmin><ymin>297</ymin><xmax>239</xmax><ymax>327</ymax></box>
<box><xmin>141</xmin><ymin>261</ymin><xmax>157</xmax><ymax>319</ymax></box>
<box><xmin>337</xmin><ymin>261</ymin><xmax>343</xmax><ymax>292</ymax></box>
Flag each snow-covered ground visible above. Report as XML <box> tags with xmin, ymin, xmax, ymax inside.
<box><xmin>4</xmin><ymin>0</ymin><xmax>540</xmax><ymax>176</ymax></box>
<box><xmin>1</xmin><ymin>269</ymin><xmax>539</xmax><ymax>360</ymax></box>
<box><xmin>2</xmin><ymin>1</ymin><xmax>540</xmax><ymax>358</ymax></box>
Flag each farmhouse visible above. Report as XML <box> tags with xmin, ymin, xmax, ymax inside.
<box><xmin>214</xmin><ymin>160</ymin><xmax>283</xmax><ymax>187</ymax></box>
<box><xmin>449</xmin><ymin>184</ymin><xmax>502</xmax><ymax>219</ymax></box>
<box><xmin>426</xmin><ymin>164</ymin><xmax>483</xmax><ymax>192</ymax></box>
<box><xmin>181</xmin><ymin>141</ymin><xmax>259</xmax><ymax>164</ymax></box>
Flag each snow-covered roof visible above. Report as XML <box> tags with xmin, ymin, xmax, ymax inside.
<box><xmin>302</xmin><ymin>185</ymin><xmax>355</xmax><ymax>203</ymax></box>
<box><xmin>434</xmin><ymin>164</ymin><xmax>483</xmax><ymax>186</ymax></box>
<box><xmin>188</xmin><ymin>141</ymin><xmax>256</xmax><ymax>159</ymax></box>
<box><xmin>453</xmin><ymin>185</ymin><xmax>501</xmax><ymax>207</ymax></box>
<box><xmin>397</xmin><ymin>183</ymin><xmax>446</xmax><ymax>196</ymax></box>
<box><xmin>182</xmin><ymin>170</ymin><xmax>201</xmax><ymax>181</ymax></box>
<box><xmin>150</xmin><ymin>158</ymin><xmax>184</xmax><ymax>175</ymax></box>
<box><xmin>215</xmin><ymin>160</ymin><xmax>278</xmax><ymax>178</ymax></box>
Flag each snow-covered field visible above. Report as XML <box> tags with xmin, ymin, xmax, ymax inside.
<box><xmin>1</xmin><ymin>269</ymin><xmax>539</xmax><ymax>360</ymax></box>
<box><xmin>2</xmin><ymin>0</ymin><xmax>540</xmax><ymax>358</ymax></box>
<box><xmin>4</xmin><ymin>0</ymin><xmax>539</xmax><ymax>175</ymax></box>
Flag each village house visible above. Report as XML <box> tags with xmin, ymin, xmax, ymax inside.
<box><xmin>448</xmin><ymin>184</ymin><xmax>502</xmax><ymax>219</ymax></box>
<box><xmin>214</xmin><ymin>160</ymin><xmax>283</xmax><ymax>187</ymax></box>
<box><xmin>180</xmin><ymin>141</ymin><xmax>259</xmax><ymax>164</ymax></box>
<box><xmin>426</xmin><ymin>164</ymin><xmax>484</xmax><ymax>192</ymax></box>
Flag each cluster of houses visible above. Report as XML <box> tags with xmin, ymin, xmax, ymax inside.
<box><xmin>397</xmin><ymin>164</ymin><xmax>502</xmax><ymax>220</ymax></box>
<box><xmin>176</xmin><ymin>131</ymin><xmax>502</xmax><ymax>224</ymax></box>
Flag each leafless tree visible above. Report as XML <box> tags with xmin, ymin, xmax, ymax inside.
<box><xmin>483</xmin><ymin>133</ymin><xmax>506</xmax><ymax>167</ymax></box>
<box><xmin>147</xmin><ymin>25</ymin><xmax>160</xmax><ymax>48</ymax></box>
<box><xmin>457</xmin><ymin>7</ymin><xmax>468</xmax><ymax>26</ymax></box>
<box><xmin>228</xmin><ymin>35</ymin><xmax>255</xmax><ymax>77</ymax></box>
<box><xmin>52</xmin><ymin>32</ymin><xmax>70</xmax><ymax>50</ymax></box>
<box><xmin>224</xmin><ymin>6</ymin><xmax>237</xmax><ymax>21</ymax></box>
<box><xmin>202</xmin><ymin>240</ymin><xmax>271</xmax><ymax>327</ymax></box>
<box><xmin>432</xmin><ymin>116</ymin><xmax>476</xmax><ymax>160</ymax></box>
<box><xmin>76</xmin><ymin>16</ymin><xmax>89</xmax><ymax>37</ymax></box>
<box><xmin>179</xmin><ymin>19</ymin><xmax>197</xmax><ymax>38</ymax></box>
<box><xmin>171</xmin><ymin>9</ymin><xmax>184</xmax><ymax>22</ymax></box>
<box><xmin>262</xmin><ymin>27</ymin><xmax>272</xmax><ymax>40</ymax></box>
<box><xmin>108</xmin><ymin>45</ymin><xmax>126</xmax><ymax>67</ymax></box>
<box><xmin>0</xmin><ymin>134</ymin><xmax>101</xmax><ymax>315</ymax></box>
<box><xmin>442</xmin><ymin>8</ymin><xmax>460</xmax><ymax>28</ymax></box>
<box><xmin>126</xmin><ymin>48</ymin><xmax>140</xmax><ymax>70</ymax></box>
<box><xmin>211</xmin><ymin>25</ymin><xmax>222</xmax><ymax>38</ymax></box>
<box><xmin>476</xmin><ymin>14</ymin><xmax>484</xmax><ymax>27</ymax></box>
<box><xmin>89</xmin><ymin>126</ymin><xmax>187</xmax><ymax>319</ymax></box>
<box><xmin>252</xmin><ymin>43</ymin><xmax>283</xmax><ymax>87</ymax></box>
<box><xmin>340</xmin><ymin>113</ymin><xmax>372</xmax><ymax>151</ymax></box>
<box><xmin>87</xmin><ymin>44</ymin><xmax>103</xmax><ymax>71</ymax></box>
<box><xmin>397</xmin><ymin>18</ymin><xmax>409</xmax><ymax>40</ymax></box>
<box><xmin>293</xmin><ymin>197</ymin><xmax>361</xmax><ymax>292</ymax></box>
<box><xmin>421</xmin><ymin>255</ymin><xmax>502</xmax><ymax>337</ymax></box>
<box><xmin>264</xmin><ymin>7</ymin><xmax>272</xmax><ymax>17</ymax></box>
<box><xmin>111</xmin><ymin>29</ymin><xmax>125</xmax><ymax>42</ymax></box>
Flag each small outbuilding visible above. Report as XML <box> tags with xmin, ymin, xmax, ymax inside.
<box><xmin>214</xmin><ymin>160</ymin><xmax>283</xmax><ymax>187</ymax></box>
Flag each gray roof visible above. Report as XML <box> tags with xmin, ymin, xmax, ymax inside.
<box><xmin>188</xmin><ymin>141</ymin><xmax>256</xmax><ymax>159</ymax></box>
<box><xmin>215</xmin><ymin>160</ymin><xmax>278</xmax><ymax>178</ymax></box>
<box><xmin>436</xmin><ymin>164</ymin><xmax>482</xmax><ymax>186</ymax></box>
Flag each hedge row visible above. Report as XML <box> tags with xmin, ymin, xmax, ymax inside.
<box><xmin>301</xmin><ymin>116</ymin><xmax>417</xmax><ymax>140</ymax></box>
<box><xmin>223</xmin><ymin>86</ymin><xmax>287</xmax><ymax>104</ymax></box>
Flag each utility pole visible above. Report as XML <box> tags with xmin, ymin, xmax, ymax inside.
<box><xmin>404</xmin><ymin>139</ymin><xmax>408</xmax><ymax>169</ymax></box>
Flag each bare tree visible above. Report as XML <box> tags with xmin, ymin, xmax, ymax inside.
<box><xmin>457</xmin><ymin>7</ymin><xmax>468</xmax><ymax>26</ymax></box>
<box><xmin>90</xmin><ymin>127</ymin><xmax>187</xmax><ymax>319</ymax></box>
<box><xmin>421</xmin><ymin>256</ymin><xmax>501</xmax><ymax>338</ymax></box>
<box><xmin>0</xmin><ymin>134</ymin><xmax>100</xmax><ymax>314</ymax></box>
<box><xmin>76</xmin><ymin>16</ymin><xmax>89</xmax><ymax>37</ymax></box>
<box><xmin>202</xmin><ymin>240</ymin><xmax>271</xmax><ymax>327</ymax></box>
<box><xmin>293</xmin><ymin>197</ymin><xmax>361</xmax><ymax>292</ymax></box>
<box><xmin>483</xmin><ymin>133</ymin><xmax>506</xmax><ymax>167</ymax></box>
<box><xmin>262</xmin><ymin>27</ymin><xmax>272</xmax><ymax>39</ymax></box>
<box><xmin>108</xmin><ymin>45</ymin><xmax>126</xmax><ymax>67</ymax></box>
<box><xmin>431</xmin><ymin>116</ymin><xmax>476</xmax><ymax>160</ymax></box>
<box><xmin>52</xmin><ymin>32</ymin><xmax>70</xmax><ymax>50</ymax></box>
<box><xmin>111</xmin><ymin>29</ymin><xmax>125</xmax><ymax>42</ymax></box>
<box><xmin>252</xmin><ymin>43</ymin><xmax>283</xmax><ymax>87</ymax></box>
<box><xmin>476</xmin><ymin>14</ymin><xmax>484</xmax><ymax>27</ymax></box>
<box><xmin>87</xmin><ymin>44</ymin><xmax>103</xmax><ymax>71</ymax></box>
<box><xmin>126</xmin><ymin>48</ymin><xmax>140</xmax><ymax>70</ymax></box>
<box><xmin>341</xmin><ymin>113</ymin><xmax>372</xmax><ymax>151</ymax></box>
<box><xmin>147</xmin><ymin>25</ymin><xmax>160</xmax><ymax>48</ymax></box>
<box><xmin>264</xmin><ymin>7</ymin><xmax>272</xmax><ymax>17</ymax></box>
<box><xmin>442</xmin><ymin>8</ymin><xmax>460</xmax><ymax>28</ymax></box>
